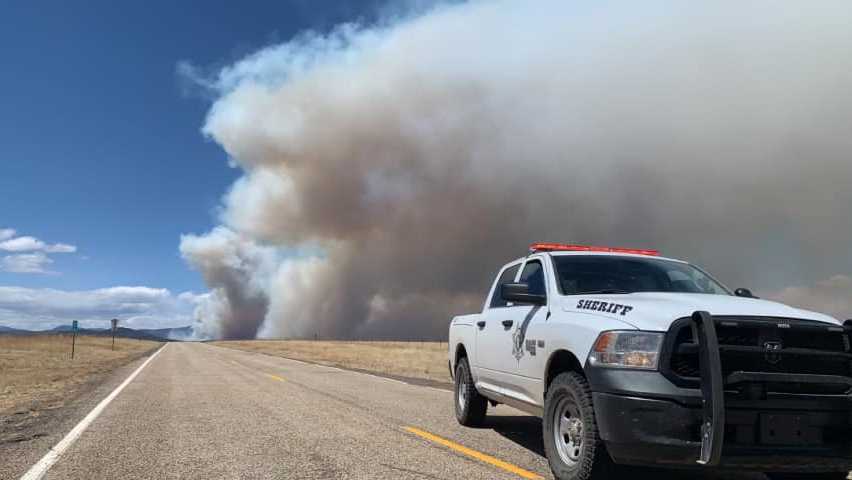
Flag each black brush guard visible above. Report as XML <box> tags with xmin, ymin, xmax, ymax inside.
<box><xmin>692</xmin><ymin>311</ymin><xmax>724</xmax><ymax>466</ymax></box>
<box><xmin>690</xmin><ymin>311</ymin><xmax>852</xmax><ymax>467</ymax></box>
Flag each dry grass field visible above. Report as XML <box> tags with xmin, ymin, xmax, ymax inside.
<box><xmin>0</xmin><ymin>335</ymin><xmax>161</xmax><ymax>415</ymax></box>
<box><xmin>213</xmin><ymin>340</ymin><xmax>450</xmax><ymax>383</ymax></box>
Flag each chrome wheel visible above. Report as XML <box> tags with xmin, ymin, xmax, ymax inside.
<box><xmin>454</xmin><ymin>358</ymin><xmax>487</xmax><ymax>427</ymax></box>
<box><xmin>457</xmin><ymin>375</ymin><xmax>468</xmax><ymax>410</ymax></box>
<box><xmin>553</xmin><ymin>397</ymin><xmax>584</xmax><ymax>465</ymax></box>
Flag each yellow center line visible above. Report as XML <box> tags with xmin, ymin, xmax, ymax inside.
<box><xmin>403</xmin><ymin>426</ymin><xmax>543</xmax><ymax>480</ymax></box>
<box><xmin>265</xmin><ymin>373</ymin><xmax>286</xmax><ymax>382</ymax></box>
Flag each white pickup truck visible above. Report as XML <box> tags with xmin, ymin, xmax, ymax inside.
<box><xmin>448</xmin><ymin>243</ymin><xmax>852</xmax><ymax>480</ymax></box>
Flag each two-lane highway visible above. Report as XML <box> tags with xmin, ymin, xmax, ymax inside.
<box><xmin>23</xmin><ymin>343</ymin><xmax>758</xmax><ymax>479</ymax></box>
<box><xmin>35</xmin><ymin>342</ymin><xmax>551</xmax><ymax>479</ymax></box>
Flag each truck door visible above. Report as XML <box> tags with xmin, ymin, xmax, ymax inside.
<box><xmin>508</xmin><ymin>258</ymin><xmax>550</xmax><ymax>403</ymax></box>
<box><xmin>475</xmin><ymin>262</ymin><xmax>521</xmax><ymax>390</ymax></box>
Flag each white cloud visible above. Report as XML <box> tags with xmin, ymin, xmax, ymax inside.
<box><xmin>0</xmin><ymin>286</ymin><xmax>200</xmax><ymax>331</ymax></box>
<box><xmin>0</xmin><ymin>236</ymin><xmax>47</xmax><ymax>252</ymax></box>
<box><xmin>0</xmin><ymin>229</ymin><xmax>78</xmax><ymax>275</ymax></box>
<box><xmin>45</xmin><ymin>243</ymin><xmax>77</xmax><ymax>253</ymax></box>
<box><xmin>1</xmin><ymin>253</ymin><xmax>54</xmax><ymax>274</ymax></box>
<box><xmin>0</xmin><ymin>236</ymin><xmax>77</xmax><ymax>254</ymax></box>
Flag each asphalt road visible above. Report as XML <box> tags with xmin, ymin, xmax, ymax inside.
<box><xmin>19</xmin><ymin>343</ymin><xmax>763</xmax><ymax>480</ymax></box>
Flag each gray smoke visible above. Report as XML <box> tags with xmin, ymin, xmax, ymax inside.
<box><xmin>180</xmin><ymin>227</ymin><xmax>276</xmax><ymax>339</ymax></box>
<box><xmin>181</xmin><ymin>0</ymin><xmax>852</xmax><ymax>339</ymax></box>
<box><xmin>765</xmin><ymin>275</ymin><xmax>852</xmax><ymax>321</ymax></box>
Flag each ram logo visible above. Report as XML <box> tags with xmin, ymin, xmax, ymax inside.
<box><xmin>764</xmin><ymin>340</ymin><xmax>783</xmax><ymax>364</ymax></box>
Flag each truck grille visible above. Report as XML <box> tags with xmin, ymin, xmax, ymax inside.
<box><xmin>662</xmin><ymin>316</ymin><xmax>852</xmax><ymax>393</ymax></box>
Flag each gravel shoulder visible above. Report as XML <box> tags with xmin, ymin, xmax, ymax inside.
<box><xmin>0</xmin><ymin>335</ymin><xmax>161</xmax><ymax>480</ymax></box>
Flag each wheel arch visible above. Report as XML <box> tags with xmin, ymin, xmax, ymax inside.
<box><xmin>454</xmin><ymin>342</ymin><xmax>468</xmax><ymax>367</ymax></box>
<box><xmin>544</xmin><ymin>349</ymin><xmax>585</xmax><ymax>396</ymax></box>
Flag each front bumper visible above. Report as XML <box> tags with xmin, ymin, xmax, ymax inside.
<box><xmin>585</xmin><ymin>310</ymin><xmax>852</xmax><ymax>471</ymax></box>
<box><xmin>591</xmin><ymin>390</ymin><xmax>852</xmax><ymax>471</ymax></box>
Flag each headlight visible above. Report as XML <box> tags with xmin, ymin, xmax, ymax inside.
<box><xmin>588</xmin><ymin>331</ymin><xmax>664</xmax><ymax>370</ymax></box>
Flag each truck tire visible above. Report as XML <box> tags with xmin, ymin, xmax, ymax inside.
<box><xmin>543</xmin><ymin>372</ymin><xmax>615</xmax><ymax>480</ymax></box>
<box><xmin>454</xmin><ymin>357</ymin><xmax>487</xmax><ymax>427</ymax></box>
<box><xmin>766</xmin><ymin>473</ymin><xmax>850</xmax><ymax>480</ymax></box>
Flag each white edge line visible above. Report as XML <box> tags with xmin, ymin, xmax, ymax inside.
<box><xmin>425</xmin><ymin>386</ymin><xmax>452</xmax><ymax>394</ymax></box>
<box><xmin>297</xmin><ymin>359</ymin><xmax>446</xmax><ymax>389</ymax></box>
<box><xmin>363</xmin><ymin>373</ymin><xmax>407</xmax><ymax>385</ymax></box>
<box><xmin>19</xmin><ymin>344</ymin><xmax>167</xmax><ymax>480</ymax></box>
<box><xmin>280</xmin><ymin>357</ymin><xmax>308</xmax><ymax>366</ymax></box>
<box><xmin>328</xmin><ymin>366</ymin><xmax>436</xmax><ymax>388</ymax></box>
<box><xmin>307</xmin><ymin>363</ymin><xmax>406</xmax><ymax>383</ymax></box>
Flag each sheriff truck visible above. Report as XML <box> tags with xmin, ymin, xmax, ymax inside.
<box><xmin>448</xmin><ymin>243</ymin><xmax>852</xmax><ymax>480</ymax></box>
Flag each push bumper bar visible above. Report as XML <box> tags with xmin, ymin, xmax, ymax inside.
<box><xmin>692</xmin><ymin>311</ymin><xmax>852</xmax><ymax>466</ymax></box>
<box><xmin>589</xmin><ymin>311</ymin><xmax>852</xmax><ymax>471</ymax></box>
<box><xmin>693</xmin><ymin>310</ymin><xmax>724</xmax><ymax>466</ymax></box>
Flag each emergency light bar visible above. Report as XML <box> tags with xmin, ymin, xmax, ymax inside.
<box><xmin>529</xmin><ymin>243</ymin><xmax>660</xmax><ymax>256</ymax></box>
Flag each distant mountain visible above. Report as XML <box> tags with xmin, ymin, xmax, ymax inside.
<box><xmin>0</xmin><ymin>325</ymin><xmax>27</xmax><ymax>333</ymax></box>
<box><xmin>49</xmin><ymin>325</ymin><xmax>106</xmax><ymax>332</ymax></box>
<box><xmin>0</xmin><ymin>325</ymin><xmax>194</xmax><ymax>341</ymax></box>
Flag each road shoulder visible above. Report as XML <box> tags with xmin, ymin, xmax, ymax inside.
<box><xmin>0</xmin><ymin>345</ymin><xmax>160</xmax><ymax>480</ymax></box>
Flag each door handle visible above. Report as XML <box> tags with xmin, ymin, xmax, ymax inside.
<box><xmin>502</xmin><ymin>320</ymin><xmax>514</xmax><ymax>328</ymax></box>
<box><xmin>476</xmin><ymin>320</ymin><xmax>486</xmax><ymax>329</ymax></box>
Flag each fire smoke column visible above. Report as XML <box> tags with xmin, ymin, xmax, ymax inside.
<box><xmin>180</xmin><ymin>227</ymin><xmax>275</xmax><ymax>339</ymax></box>
<box><xmin>182</xmin><ymin>0</ymin><xmax>852</xmax><ymax>339</ymax></box>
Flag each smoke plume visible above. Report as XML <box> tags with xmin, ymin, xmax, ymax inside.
<box><xmin>181</xmin><ymin>1</ymin><xmax>852</xmax><ymax>339</ymax></box>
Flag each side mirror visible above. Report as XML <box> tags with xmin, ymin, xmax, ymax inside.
<box><xmin>502</xmin><ymin>282</ymin><xmax>546</xmax><ymax>305</ymax></box>
<box><xmin>734</xmin><ymin>288</ymin><xmax>758</xmax><ymax>298</ymax></box>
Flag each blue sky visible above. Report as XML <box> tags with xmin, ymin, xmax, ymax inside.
<box><xmin>0</xmin><ymin>0</ymin><xmax>390</xmax><ymax>291</ymax></box>
<box><xmin>0</xmin><ymin>0</ymin><xmax>385</xmax><ymax>328</ymax></box>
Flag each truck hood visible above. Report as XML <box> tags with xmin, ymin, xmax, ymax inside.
<box><xmin>561</xmin><ymin>292</ymin><xmax>842</xmax><ymax>331</ymax></box>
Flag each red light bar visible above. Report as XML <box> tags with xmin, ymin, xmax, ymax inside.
<box><xmin>529</xmin><ymin>243</ymin><xmax>659</xmax><ymax>256</ymax></box>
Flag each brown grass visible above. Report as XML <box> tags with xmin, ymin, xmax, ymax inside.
<box><xmin>0</xmin><ymin>334</ymin><xmax>161</xmax><ymax>414</ymax></box>
<box><xmin>213</xmin><ymin>340</ymin><xmax>450</xmax><ymax>383</ymax></box>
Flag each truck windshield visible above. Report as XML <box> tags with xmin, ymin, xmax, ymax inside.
<box><xmin>552</xmin><ymin>255</ymin><xmax>731</xmax><ymax>295</ymax></box>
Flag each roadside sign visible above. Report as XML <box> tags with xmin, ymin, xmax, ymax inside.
<box><xmin>71</xmin><ymin>320</ymin><xmax>79</xmax><ymax>359</ymax></box>
<box><xmin>111</xmin><ymin>319</ymin><xmax>119</xmax><ymax>350</ymax></box>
